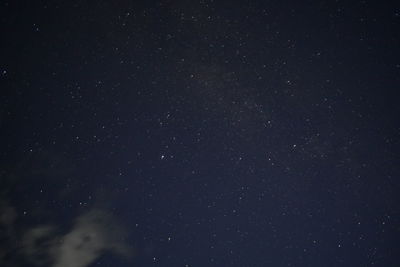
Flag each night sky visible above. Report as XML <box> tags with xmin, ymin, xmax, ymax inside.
<box><xmin>1</xmin><ymin>1</ymin><xmax>400</xmax><ymax>266</ymax></box>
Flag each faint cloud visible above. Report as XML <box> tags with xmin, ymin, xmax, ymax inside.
<box><xmin>51</xmin><ymin>210</ymin><xmax>132</xmax><ymax>267</ymax></box>
<box><xmin>0</xmin><ymin>202</ymin><xmax>19</xmax><ymax>266</ymax></box>
<box><xmin>23</xmin><ymin>225</ymin><xmax>56</xmax><ymax>266</ymax></box>
<box><xmin>0</xmin><ymin>202</ymin><xmax>17</xmax><ymax>228</ymax></box>
<box><xmin>0</xmin><ymin>206</ymin><xmax>132</xmax><ymax>267</ymax></box>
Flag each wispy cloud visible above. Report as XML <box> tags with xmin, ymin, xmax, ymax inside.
<box><xmin>51</xmin><ymin>210</ymin><xmax>131</xmax><ymax>267</ymax></box>
<box><xmin>0</xmin><ymin>205</ymin><xmax>132</xmax><ymax>267</ymax></box>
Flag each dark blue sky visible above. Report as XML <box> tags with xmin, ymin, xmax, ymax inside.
<box><xmin>1</xmin><ymin>1</ymin><xmax>399</xmax><ymax>266</ymax></box>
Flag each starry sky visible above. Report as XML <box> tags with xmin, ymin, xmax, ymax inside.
<box><xmin>1</xmin><ymin>1</ymin><xmax>400</xmax><ymax>266</ymax></box>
